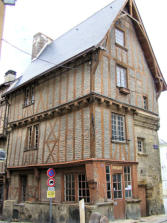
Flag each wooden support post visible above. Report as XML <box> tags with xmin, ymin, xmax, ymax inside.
<box><xmin>129</xmin><ymin>0</ymin><xmax>133</xmax><ymax>16</ymax></box>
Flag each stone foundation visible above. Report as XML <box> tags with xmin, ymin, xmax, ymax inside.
<box><xmin>3</xmin><ymin>200</ymin><xmax>144</xmax><ymax>222</ymax></box>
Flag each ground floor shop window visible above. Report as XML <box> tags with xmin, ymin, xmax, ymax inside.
<box><xmin>65</xmin><ymin>174</ymin><xmax>75</xmax><ymax>202</ymax></box>
<box><xmin>64</xmin><ymin>173</ymin><xmax>90</xmax><ymax>203</ymax></box>
<box><xmin>106</xmin><ymin>166</ymin><xmax>112</xmax><ymax>199</ymax></box>
<box><xmin>78</xmin><ymin>174</ymin><xmax>90</xmax><ymax>202</ymax></box>
<box><xmin>105</xmin><ymin>165</ymin><xmax>132</xmax><ymax>199</ymax></box>
<box><xmin>124</xmin><ymin>166</ymin><xmax>132</xmax><ymax>198</ymax></box>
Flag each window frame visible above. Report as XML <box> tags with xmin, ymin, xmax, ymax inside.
<box><xmin>124</xmin><ymin>166</ymin><xmax>132</xmax><ymax>198</ymax></box>
<box><xmin>64</xmin><ymin>173</ymin><xmax>90</xmax><ymax>203</ymax></box>
<box><xmin>143</xmin><ymin>96</ymin><xmax>148</xmax><ymax>110</ymax></box>
<box><xmin>115</xmin><ymin>27</ymin><xmax>125</xmax><ymax>47</ymax></box>
<box><xmin>106</xmin><ymin>165</ymin><xmax>112</xmax><ymax>200</ymax></box>
<box><xmin>105</xmin><ymin>165</ymin><xmax>133</xmax><ymax>200</ymax></box>
<box><xmin>113</xmin><ymin>173</ymin><xmax>123</xmax><ymax>199</ymax></box>
<box><xmin>23</xmin><ymin>85</ymin><xmax>35</xmax><ymax>107</ymax></box>
<box><xmin>137</xmin><ymin>137</ymin><xmax>145</xmax><ymax>153</ymax></box>
<box><xmin>25</xmin><ymin>123</ymin><xmax>40</xmax><ymax>151</ymax></box>
<box><xmin>116</xmin><ymin>65</ymin><xmax>128</xmax><ymax>89</ymax></box>
<box><xmin>111</xmin><ymin>113</ymin><xmax>126</xmax><ymax>143</ymax></box>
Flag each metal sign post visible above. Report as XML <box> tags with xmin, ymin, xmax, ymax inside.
<box><xmin>47</xmin><ymin>168</ymin><xmax>56</xmax><ymax>223</ymax></box>
<box><xmin>50</xmin><ymin>198</ymin><xmax>52</xmax><ymax>223</ymax></box>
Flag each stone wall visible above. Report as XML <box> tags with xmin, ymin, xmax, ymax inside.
<box><xmin>134</xmin><ymin>111</ymin><xmax>164</xmax><ymax>215</ymax></box>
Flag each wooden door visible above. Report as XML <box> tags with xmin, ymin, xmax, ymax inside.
<box><xmin>112</xmin><ymin>173</ymin><xmax>125</xmax><ymax>219</ymax></box>
<box><xmin>20</xmin><ymin>175</ymin><xmax>27</xmax><ymax>202</ymax></box>
<box><xmin>138</xmin><ymin>185</ymin><xmax>146</xmax><ymax>216</ymax></box>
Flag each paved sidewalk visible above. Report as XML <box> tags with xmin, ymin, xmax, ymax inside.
<box><xmin>0</xmin><ymin>215</ymin><xmax>167</xmax><ymax>223</ymax></box>
<box><xmin>113</xmin><ymin>215</ymin><xmax>167</xmax><ymax>223</ymax></box>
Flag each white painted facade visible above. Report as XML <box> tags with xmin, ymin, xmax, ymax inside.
<box><xmin>159</xmin><ymin>139</ymin><xmax>167</xmax><ymax>214</ymax></box>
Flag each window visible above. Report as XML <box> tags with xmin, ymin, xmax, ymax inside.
<box><xmin>0</xmin><ymin>150</ymin><xmax>6</xmax><ymax>160</ymax></box>
<box><xmin>106</xmin><ymin>165</ymin><xmax>133</xmax><ymax>200</ymax></box>
<box><xmin>64</xmin><ymin>173</ymin><xmax>90</xmax><ymax>203</ymax></box>
<box><xmin>112</xmin><ymin>113</ymin><xmax>126</xmax><ymax>142</ymax></box>
<box><xmin>137</xmin><ymin>138</ymin><xmax>145</xmax><ymax>153</ymax></box>
<box><xmin>116</xmin><ymin>65</ymin><xmax>127</xmax><ymax>88</ymax></box>
<box><xmin>25</xmin><ymin>124</ymin><xmax>39</xmax><ymax>151</ymax></box>
<box><xmin>65</xmin><ymin>174</ymin><xmax>75</xmax><ymax>202</ymax></box>
<box><xmin>24</xmin><ymin>86</ymin><xmax>34</xmax><ymax>107</ymax></box>
<box><xmin>34</xmin><ymin>124</ymin><xmax>39</xmax><ymax>149</ymax></box>
<box><xmin>78</xmin><ymin>174</ymin><xmax>90</xmax><ymax>202</ymax></box>
<box><xmin>124</xmin><ymin>166</ymin><xmax>132</xmax><ymax>198</ymax></box>
<box><xmin>106</xmin><ymin>166</ymin><xmax>112</xmax><ymax>199</ymax></box>
<box><xmin>143</xmin><ymin>96</ymin><xmax>148</xmax><ymax>110</ymax></box>
<box><xmin>115</xmin><ymin>28</ymin><xmax>125</xmax><ymax>47</ymax></box>
<box><xmin>113</xmin><ymin>173</ymin><xmax>122</xmax><ymax>199</ymax></box>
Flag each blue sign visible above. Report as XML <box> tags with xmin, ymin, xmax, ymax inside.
<box><xmin>47</xmin><ymin>168</ymin><xmax>55</xmax><ymax>178</ymax></box>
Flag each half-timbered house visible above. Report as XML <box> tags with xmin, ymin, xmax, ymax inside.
<box><xmin>2</xmin><ymin>0</ymin><xmax>167</xmax><ymax>222</ymax></box>
<box><xmin>0</xmin><ymin>70</ymin><xmax>16</xmax><ymax>213</ymax></box>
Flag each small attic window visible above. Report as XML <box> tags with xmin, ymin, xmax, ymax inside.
<box><xmin>23</xmin><ymin>85</ymin><xmax>35</xmax><ymax>107</ymax></box>
<box><xmin>115</xmin><ymin>28</ymin><xmax>125</xmax><ymax>47</ymax></box>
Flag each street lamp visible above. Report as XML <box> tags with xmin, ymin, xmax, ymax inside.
<box><xmin>2</xmin><ymin>0</ymin><xmax>16</xmax><ymax>5</ymax></box>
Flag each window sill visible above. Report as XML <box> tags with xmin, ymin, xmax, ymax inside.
<box><xmin>111</xmin><ymin>139</ymin><xmax>129</xmax><ymax>144</ymax></box>
<box><xmin>115</xmin><ymin>43</ymin><xmax>128</xmax><ymax>52</ymax></box>
<box><xmin>111</xmin><ymin>139</ymin><xmax>127</xmax><ymax>144</ymax></box>
<box><xmin>125</xmin><ymin>198</ymin><xmax>141</xmax><ymax>203</ymax></box>
<box><xmin>96</xmin><ymin>201</ymin><xmax>114</xmax><ymax>207</ymax></box>
<box><xmin>137</xmin><ymin>152</ymin><xmax>148</xmax><ymax>157</ymax></box>
<box><xmin>118</xmin><ymin>87</ymin><xmax>130</xmax><ymax>95</ymax></box>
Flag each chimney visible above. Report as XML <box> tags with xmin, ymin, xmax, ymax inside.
<box><xmin>31</xmin><ymin>32</ymin><xmax>53</xmax><ymax>61</ymax></box>
<box><xmin>4</xmin><ymin>70</ymin><xmax>16</xmax><ymax>83</ymax></box>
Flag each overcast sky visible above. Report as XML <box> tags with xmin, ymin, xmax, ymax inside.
<box><xmin>0</xmin><ymin>0</ymin><xmax>167</xmax><ymax>141</ymax></box>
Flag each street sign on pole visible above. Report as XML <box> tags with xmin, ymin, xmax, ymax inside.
<box><xmin>47</xmin><ymin>190</ymin><xmax>55</xmax><ymax>198</ymax></box>
<box><xmin>47</xmin><ymin>178</ymin><xmax>55</xmax><ymax>187</ymax></box>
<box><xmin>48</xmin><ymin>187</ymin><xmax>55</xmax><ymax>191</ymax></box>
<box><xmin>47</xmin><ymin>168</ymin><xmax>55</xmax><ymax>178</ymax></box>
<box><xmin>47</xmin><ymin>168</ymin><xmax>56</xmax><ymax>223</ymax></box>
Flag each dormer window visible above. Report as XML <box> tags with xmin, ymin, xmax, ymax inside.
<box><xmin>24</xmin><ymin>86</ymin><xmax>34</xmax><ymax>107</ymax></box>
<box><xmin>115</xmin><ymin>28</ymin><xmax>125</xmax><ymax>47</ymax></box>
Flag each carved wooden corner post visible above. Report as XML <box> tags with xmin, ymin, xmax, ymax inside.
<box><xmin>86</xmin><ymin>162</ymin><xmax>107</xmax><ymax>204</ymax></box>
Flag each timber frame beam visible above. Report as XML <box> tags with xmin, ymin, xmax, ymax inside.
<box><xmin>7</xmin><ymin>158</ymin><xmax>138</xmax><ymax>171</ymax></box>
<box><xmin>8</xmin><ymin>92</ymin><xmax>159</xmax><ymax>130</ymax></box>
<box><xmin>117</xmin><ymin>0</ymin><xmax>167</xmax><ymax>96</ymax></box>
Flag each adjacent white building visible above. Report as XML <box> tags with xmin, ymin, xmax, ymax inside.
<box><xmin>159</xmin><ymin>139</ymin><xmax>167</xmax><ymax>214</ymax></box>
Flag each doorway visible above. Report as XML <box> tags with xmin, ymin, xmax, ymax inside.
<box><xmin>20</xmin><ymin>175</ymin><xmax>27</xmax><ymax>202</ymax></box>
<box><xmin>113</xmin><ymin>173</ymin><xmax>125</xmax><ymax>219</ymax></box>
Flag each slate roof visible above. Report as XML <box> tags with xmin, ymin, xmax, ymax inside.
<box><xmin>5</xmin><ymin>0</ymin><xmax>126</xmax><ymax>94</ymax></box>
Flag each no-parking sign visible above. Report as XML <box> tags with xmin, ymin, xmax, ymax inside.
<box><xmin>47</xmin><ymin>168</ymin><xmax>55</xmax><ymax>178</ymax></box>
